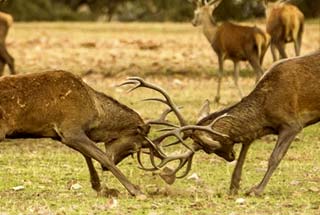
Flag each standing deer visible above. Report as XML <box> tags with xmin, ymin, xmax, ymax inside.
<box><xmin>124</xmin><ymin>51</ymin><xmax>320</xmax><ymax>196</ymax></box>
<box><xmin>264</xmin><ymin>0</ymin><xmax>304</xmax><ymax>61</ymax></box>
<box><xmin>0</xmin><ymin>11</ymin><xmax>15</xmax><ymax>75</ymax></box>
<box><xmin>191</xmin><ymin>0</ymin><xmax>269</xmax><ymax>102</ymax></box>
<box><xmin>0</xmin><ymin>70</ymin><xmax>159</xmax><ymax>197</ymax></box>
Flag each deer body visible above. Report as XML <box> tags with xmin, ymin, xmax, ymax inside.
<box><xmin>195</xmin><ymin>51</ymin><xmax>320</xmax><ymax>195</ymax></box>
<box><xmin>265</xmin><ymin>1</ymin><xmax>304</xmax><ymax>61</ymax></box>
<box><xmin>192</xmin><ymin>0</ymin><xmax>269</xmax><ymax>102</ymax></box>
<box><xmin>0</xmin><ymin>70</ymin><xmax>150</xmax><ymax>196</ymax></box>
<box><xmin>121</xmin><ymin>52</ymin><xmax>320</xmax><ymax>195</ymax></box>
<box><xmin>0</xmin><ymin>12</ymin><xmax>15</xmax><ymax>75</ymax></box>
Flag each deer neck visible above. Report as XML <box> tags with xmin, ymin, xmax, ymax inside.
<box><xmin>201</xmin><ymin>14</ymin><xmax>218</xmax><ymax>44</ymax></box>
<box><xmin>212</xmin><ymin>96</ymin><xmax>272</xmax><ymax>144</ymax></box>
<box><xmin>265</xmin><ymin>2</ymin><xmax>280</xmax><ymax>18</ymax></box>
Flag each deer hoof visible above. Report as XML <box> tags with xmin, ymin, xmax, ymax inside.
<box><xmin>229</xmin><ymin>188</ymin><xmax>239</xmax><ymax>196</ymax></box>
<box><xmin>245</xmin><ymin>186</ymin><xmax>263</xmax><ymax>197</ymax></box>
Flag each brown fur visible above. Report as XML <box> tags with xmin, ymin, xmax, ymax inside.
<box><xmin>0</xmin><ymin>11</ymin><xmax>15</xmax><ymax>75</ymax></box>
<box><xmin>192</xmin><ymin>1</ymin><xmax>270</xmax><ymax>102</ymax></box>
<box><xmin>195</xmin><ymin>51</ymin><xmax>320</xmax><ymax>195</ymax></box>
<box><xmin>265</xmin><ymin>1</ymin><xmax>304</xmax><ymax>61</ymax></box>
<box><xmin>0</xmin><ymin>70</ymin><xmax>151</xmax><ymax>196</ymax></box>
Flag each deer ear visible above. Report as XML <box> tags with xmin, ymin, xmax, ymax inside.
<box><xmin>197</xmin><ymin>99</ymin><xmax>210</xmax><ymax>121</ymax></box>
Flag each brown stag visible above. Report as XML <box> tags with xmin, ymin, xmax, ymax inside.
<box><xmin>0</xmin><ymin>70</ymin><xmax>167</xmax><ymax>197</ymax></box>
<box><xmin>191</xmin><ymin>0</ymin><xmax>269</xmax><ymax>102</ymax></box>
<box><xmin>123</xmin><ymin>51</ymin><xmax>320</xmax><ymax>196</ymax></box>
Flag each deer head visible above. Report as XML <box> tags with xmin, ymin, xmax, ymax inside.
<box><xmin>191</xmin><ymin>0</ymin><xmax>222</xmax><ymax>26</ymax></box>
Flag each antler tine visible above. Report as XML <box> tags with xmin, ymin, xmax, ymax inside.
<box><xmin>207</xmin><ymin>0</ymin><xmax>222</xmax><ymax>6</ymax></box>
<box><xmin>176</xmin><ymin>155</ymin><xmax>194</xmax><ymax>178</ymax></box>
<box><xmin>146</xmin><ymin>108</ymin><xmax>179</xmax><ymax>128</ymax></box>
<box><xmin>157</xmin><ymin>151</ymin><xmax>193</xmax><ymax>169</ymax></box>
<box><xmin>118</xmin><ymin>80</ymin><xmax>142</xmax><ymax>93</ymax></box>
<box><xmin>160</xmin><ymin>144</ymin><xmax>201</xmax><ymax>178</ymax></box>
<box><xmin>166</xmin><ymin>113</ymin><xmax>233</xmax><ymax>138</ymax></box>
<box><xmin>137</xmin><ymin>149</ymin><xmax>159</xmax><ymax>171</ymax></box>
<box><xmin>153</xmin><ymin>128</ymin><xmax>195</xmax><ymax>152</ymax></box>
<box><xmin>142</xmin><ymin>97</ymin><xmax>167</xmax><ymax>105</ymax></box>
<box><xmin>163</xmin><ymin>139</ymin><xmax>181</xmax><ymax>147</ymax></box>
<box><xmin>144</xmin><ymin>136</ymin><xmax>167</xmax><ymax>158</ymax></box>
<box><xmin>125</xmin><ymin>77</ymin><xmax>187</xmax><ymax>126</ymax></box>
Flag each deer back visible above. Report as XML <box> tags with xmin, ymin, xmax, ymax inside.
<box><xmin>213</xmin><ymin>22</ymin><xmax>269</xmax><ymax>61</ymax></box>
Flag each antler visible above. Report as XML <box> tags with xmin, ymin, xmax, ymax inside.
<box><xmin>120</xmin><ymin>77</ymin><xmax>187</xmax><ymax>126</ymax></box>
<box><xmin>145</xmin><ymin>108</ymin><xmax>178</xmax><ymax>128</ymax></box>
<box><xmin>137</xmin><ymin>138</ymin><xmax>200</xmax><ymax>178</ymax></box>
<box><xmin>120</xmin><ymin>77</ymin><xmax>230</xmax><ymax>179</ymax></box>
<box><xmin>205</xmin><ymin>0</ymin><xmax>222</xmax><ymax>6</ymax></box>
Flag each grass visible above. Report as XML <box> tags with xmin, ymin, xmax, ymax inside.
<box><xmin>0</xmin><ymin>21</ymin><xmax>320</xmax><ymax>215</ymax></box>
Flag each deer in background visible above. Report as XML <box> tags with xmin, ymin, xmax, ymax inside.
<box><xmin>0</xmin><ymin>11</ymin><xmax>15</xmax><ymax>75</ymax></box>
<box><xmin>191</xmin><ymin>0</ymin><xmax>270</xmax><ymax>103</ymax></box>
<box><xmin>124</xmin><ymin>51</ymin><xmax>320</xmax><ymax>196</ymax></box>
<box><xmin>263</xmin><ymin>0</ymin><xmax>304</xmax><ymax>61</ymax></box>
<box><xmin>0</xmin><ymin>70</ymin><xmax>161</xmax><ymax>197</ymax></box>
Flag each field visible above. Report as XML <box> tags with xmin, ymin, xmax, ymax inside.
<box><xmin>0</xmin><ymin>21</ymin><xmax>320</xmax><ymax>215</ymax></box>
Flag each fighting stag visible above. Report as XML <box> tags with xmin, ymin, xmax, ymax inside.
<box><xmin>0</xmin><ymin>70</ymin><xmax>158</xmax><ymax>197</ymax></box>
<box><xmin>123</xmin><ymin>51</ymin><xmax>320</xmax><ymax>196</ymax></box>
<box><xmin>190</xmin><ymin>0</ymin><xmax>269</xmax><ymax>102</ymax></box>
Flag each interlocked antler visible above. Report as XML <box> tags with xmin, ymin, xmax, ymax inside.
<box><xmin>120</xmin><ymin>77</ymin><xmax>230</xmax><ymax>178</ymax></box>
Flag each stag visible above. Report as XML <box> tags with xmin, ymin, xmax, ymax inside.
<box><xmin>123</xmin><ymin>51</ymin><xmax>320</xmax><ymax>196</ymax></box>
<box><xmin>264</xmin><ymin>0</ymin><xmax>304</xmax><ymax>61</ymax></box>
<box><xmin>191</xmin><ymin>0</ymin><xmax>269</xmax><ymax>102</ymax></box>
<box><xmin>0</xmin><ymin>70</ymin><xmax>162</xmax><ymax>197</ymax></box>
<box><xmin>0</xmin><ymin>12</ymin><xmax>15</xmax><ymax>75</ymax></box>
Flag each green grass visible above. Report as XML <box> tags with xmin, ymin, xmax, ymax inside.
<box><xmin>1</xmin><ymin>22</ymin><xmax>320</xmax><ymax>215</ymax></box>
<box><xmin>1</xmin><ymin>128</ymin><xmax>320</xmax><ymax>214</ymax></box>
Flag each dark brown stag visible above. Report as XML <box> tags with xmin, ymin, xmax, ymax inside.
<box><xmin>123</xmin><ymin>51</ymin><xmax>320</xmax><ymax>196</ymax></box>
<box><xmin>191</xmin><ymin>0</ymin><xmax>269</xmax><ymax>102</ymax></box>
<box><xmin>0</xmin><ymin>70</ymin><xmax>157</xmax><ymax>196</ymax></box>
<box><xmin>0</xmin><ymin>12</ymin><xmax>15</xmax><ymax>75</ymax></box>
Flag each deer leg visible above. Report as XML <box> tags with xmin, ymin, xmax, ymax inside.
<box><xmin>61</xmin><ymin>130</ymin><xmax>143</xmax><ymax>196</ymax></box>
<box><xmin>84</xmin><ymin>156</ymin><xmax>101</xmax><ymax>192</ymax></box>
<box><xmin>294</xmin><ymin>29</ymin><xmax>303</xmax><ymax>56</ymax></box>
<box><xmin>0</xmin><ymin>59</ymin><xmax>5</xmax><ymax>76</ymax></box>
<box><xmin>232</xmin><ymin>61</ymin><xmax>244</xmax><ymax>98</ymax></box>
<box><xmin>248</xmin><ymin>56</ymin><xmax>263</xmax><ymax>83</ymax></box>
<box><xmin>277</xmin><ymin>41</ymin><xmax>287</xmax><ymax>59</ymax></box>
<box><xmin>215</xmin><ymin>56</ymin><xmax>224</xmax><ymax>103</ymax></box>
<box><xmin>229</xmin><ymin>143</ymin><xmax>250</xmax><ymax>195</ymax></box>
<box><xmin>0</xmin><ymin>44</ymin><xmax>15</xmax><ymax>75</ymax></box>
<box><xmin>270</xmin><ymin>42</ymin><xmax>278</xmax><ymax>62</ymax></box>
<box><xmin>246</xmin><ymin>127</ymin><xmax>300</xmax><ymax>196</ymax></box>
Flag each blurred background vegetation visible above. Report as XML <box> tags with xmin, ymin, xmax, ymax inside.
<box><xmin>0</xmin><ymin>0</ymin><xmax>319</xmax><ymax>22</ymax></box>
